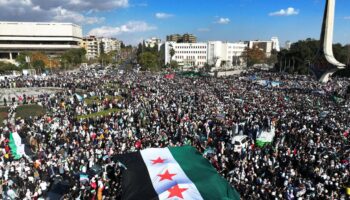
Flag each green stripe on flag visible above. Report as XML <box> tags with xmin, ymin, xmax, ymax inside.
<box><xmin>9</xmin><ymin>132</ymin><xmax>23</xmax><ymax>160</ymax></box>
<box><xmin>169</xmin><ymin>146</ymin><xmax>240</xmax><ymax>200</ymax></box>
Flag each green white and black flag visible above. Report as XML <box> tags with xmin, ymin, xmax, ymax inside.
<box><xmin>115</xmin><ymin>146</ymin><xmax>240</xmax><ymax>200</ymax></box>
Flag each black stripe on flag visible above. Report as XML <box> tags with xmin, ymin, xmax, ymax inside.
<box><xmin>115</xmin><ymin>152</ymin><xmax>159</xmax><ymax>200</ymax></box>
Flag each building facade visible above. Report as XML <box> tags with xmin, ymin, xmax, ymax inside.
<box><xmin>164</xmin><ymin>42</ymin><xmax>207</xmax><ymax>68</ymax></box>
<box><xmin>207</xmin><ymin>41</ymin><xmax>247</xmax><ymax>68</ymax></box>
<box><xmin>285</xmin><ymin>41</ymin><xmax>292</xmax><ymax>50</ymax></box>
<box><xmin>0</xmin><ymin>21</ymin><xmax>82</xmax><ymax>63</ymax></box>
<box><xmin>163</xmin><ymin>41</ymin><xmax>247</xmax><ymax>69</ymax></box>
<box><xmin>80</xmin><ymin>36</ymin><xmax>100</xmax><ymax>60</ymax></box>
<box><xmin>80</xmin><ymin>37</ymin><xmax>121</xmax><ymax>60</ymax></box>
<box><xmin>166</xmin><ymin>34</ymin><xmax>197</xmax><ymax>43</ymax></box>
<box><xmin>182</xmin><ymin>34</ymin><xmax>197</xmax><ymax>43</ymax></box>
<box><xmin>144</xmin><ymin>37</ymin><xmax>162</xmax><ymax>49</ymax></box>
<box><xmin>166</xmin><ymin>34</ymin><xmax>181</xmax><ymax>42</ymax></box>
<box><xmin>247</xmin><ymin>37</ymin><xmax>280</xmax><ymax>57</ymax></box>
<box><xmin>271</xmin><ymin>37</ymin><xmax>280</xmax><ymax>52</ymax></box>
<box><xmin>98</xmin><ymin>37</ymin><xmax>121</xmax><ymax>54</ymax></box>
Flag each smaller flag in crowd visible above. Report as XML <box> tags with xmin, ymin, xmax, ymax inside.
<box><xmin>9</xmin><ymin>132</ymin><xmax>25</xmax><ymax>160</ymax></box>
<box><xmin>80</xmin><ymin>174</ymin><xmax>89</xmax><ymax>182</ymax></box>
<box><xmin>164</xmin><ymin>74</ymin><xmax>175</xmax><ymax>79</ymax></box>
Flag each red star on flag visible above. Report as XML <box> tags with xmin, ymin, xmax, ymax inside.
<box><xmin>151</xmin><ymin>157</ymin><xmax>166</xmax><ymax>165</ymax></box>
<box><xmin>158</xmin><ymin>170</ymin><xmax>176</xmax><ymax>181</ymax></box>
<box><xmin>167</xmin><ymin>184</ymin><xmax>188</xmax><ymax>199</ymax></box>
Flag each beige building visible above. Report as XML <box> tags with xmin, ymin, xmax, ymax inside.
<box><xmin>80</xmin><ymin>36</ymin><xmax>100</xmax><ymax>60</ymax></box>
<box><xmin>166</xmin><ymin>34</ymin><xmax>197</xmax><ymax>43</ymax></box>
<box><xmin>80</xmin><ymin>36</ymin><xmax>122</xmax><ymax>60</ymax></box>
<box><xmin>182</xmin><ymin>34</ymin><xmax>197</xmax><ymax>43</ymax></box>
<box><xmin>166</xmin><ymin>34</ymin><xmax>181</xmax><ymax>42</ymax></box>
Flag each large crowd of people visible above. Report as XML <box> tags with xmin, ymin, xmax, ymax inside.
<box><xmin>0</xmin><ymin>67</ymin><xmax>349</xmax><ymax>199</ymax></box>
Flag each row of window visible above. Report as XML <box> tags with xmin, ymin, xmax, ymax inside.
<box><xmin>175</xmin><ymin>51</ymin><xmax>206</xmax><ymax>54</ymax></box>
<box><xmin>174</xmin><ymin>55</ymin><xmax>207</xmax><ymax>60</ymax></box>
<box><xmin>228</xmin><ymin>51</ymin><xmax>243</xmax><ymax>54</ymax></box>
<box><xmin>174</xmin><ymin>46</ymin><xmax>206</xmax><ymax>49</ymax></box>
<box><xmin>228</xmin><ymin>46</ymin><xmax>245</xmax><ymax>50</ymax></box>
<box><xmin>0</xmin><ymin>41</ymin><xmax>79</xmax><ymax>45</ymax></box>
<box><xmin>180</xmin><ymin>61</ymin><xmax>206</xmax><ymax>66</ymax></box>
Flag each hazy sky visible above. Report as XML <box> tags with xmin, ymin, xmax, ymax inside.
<box><xmin>0</xmin><ymin>0</ymin><xmax>349</xmax><ymax>46</ymax></box>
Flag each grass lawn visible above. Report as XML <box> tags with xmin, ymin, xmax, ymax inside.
<box><xmin>0</xmin><ymin>107</ymin><xmax>8</xmax><ymax>124</ymax></box>
<box><xmin>16</xmin><ymin>104</ymin><xmax>46</xmax><ymax>119</ymax></box>
<box><xmin>84</xmin><ymin>95</ymin><xmax>123</xmax><ymax>106</ymax></box>
<box><xmin>0</xmin><ymin>105</ymin><xmax>46</xmax><ymax>125</ymax></box>
<box><xmin>77</xmin><ymin>108</ymin><xmax>121</xmax><ymax>120</ymax></box>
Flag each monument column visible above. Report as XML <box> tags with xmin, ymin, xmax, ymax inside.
<box><xmin>312</xmin><ymin>0</ymin><xmax>346</xmax><ymax>82</ymax></box>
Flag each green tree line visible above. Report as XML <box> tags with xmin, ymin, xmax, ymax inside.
<box><xmin>0</xmin><ymin>48</ymin><xmax>87</xmax><ymax>74</ymax></box>
<box><xmin>275</xmin><ymin>38</ymin><xmax>350</xmax><ymax>75</ymax></box>
<box><xmin>136</xmin><ymin>42</ymin><xmax>163</xmax><ymax>72</ymax></box>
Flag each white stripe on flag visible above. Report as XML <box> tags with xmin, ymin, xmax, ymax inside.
<box><xmin>140</xmin><ymin>148</ymin><xmax>203</xmax><ymax>200</ymax></box>
<box><xmin>12</xmin><ymin>132</ymin><xmax>22</xmax><ymax>146</ymax></box>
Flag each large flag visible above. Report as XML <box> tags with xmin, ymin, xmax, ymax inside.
<box><xmin>115</xmin><ymin>146</ymin><xmax>240</xmax><ymax>200</ymax></box>
<box><xmin>9</xmin><ymin>132</ymin><xmax>25</xmax><ymax>160</ymax></box>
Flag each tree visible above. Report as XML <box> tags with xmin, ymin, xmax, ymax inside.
<box><xmin>32</xmin><ymin>60</ymin><xmax>45</xmax><ymax>72</ymax></box>
<box><xmin>31</xmin><ymin>52</ymin><xmax>50</xmax><ymax>69</ymax></box>
<box><xmin>136</xmin><ymin>43</ymin><xmax>143</xmax><ymax>57</ymax></box>
<box><xmin>242</xmin><ymin>47</ymin><xmax>266</xmax><ymax>67</ymax></box>
<box><xmin>100</xmin><ymin>42</ymin><xmax>105</xmax><ymax>55</ymax></box>
<box><xmin>267</xmin><ymin>49</ymin><xmax>278</xmax><ymax>66</ymax></box>
<box><xmin>220</xmin><ymin>60</ymin><xmax>227</xmax><ymax>68</ymax></box>
<box><xmin>15</xmin><ymin>51</ymin><xmax>60</xmax><ymax>71</ymax></box>
<box><xmin>169</xmin><ymin>60</ymin><xmax>179</xmax><ymax>70</ymax></box>
<box><xmin>0</xmin><ymin>61</ymin><xmax>19</xmax><ymax>74</ymax></box>
<box><xmin>138</xmin><ymin>52</ymin><xmax>160</xmax><ymax>72</ymax></box>
<box><xmin>60</xmin><ymin>48</ymin><xmax>86</xmax><ymax>69</ymax></box>
<box><xmin>16</xmin><ymin>52</ymin><xmax>31</xmax><ymax>69</ymax></box>
<box><xmin>169</xmin><ymin>47</ymin><xmax>175</xmax><ymax>63</ymax></box>
<box><xmin>232</xmin><ymin>56</ymin><xmax>241</xmax><ymax>66</ymax></box>
<box><xmin>120</xmin><ymin>42</ymin><xmax>126</xmax><ymax>49</ymax></box>
<box><xmin>211</xmin><ymin>56</ymin><xmax>220</xmax><ymax>67</ymax></box>
<box><xmin>135</xmin><ymin>42</ymin><xmax>162</xmax><ymax>70</ymax></box>
<box><xmin>202</xmin><ymin>62</ymin><xmax>213</xmax><ymax>73</ymax></box>
<box><xmin>275</xmin><ymin>38</ymin><xmax>349</xmax><ymax>75</ymax></box>
<box><xmin>98</xmin><ymin>52</ymin><xmax>114</xmax><ymax>66</ymax></box>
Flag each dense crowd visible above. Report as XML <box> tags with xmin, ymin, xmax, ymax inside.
<box><xmin>0</xmin><ymin>68</ymin><xmax>349</xmax><ymax>199</ymax></box>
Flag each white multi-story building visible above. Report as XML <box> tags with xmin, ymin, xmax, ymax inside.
<box><xmin>285</xmin><ymin>41</ymin><xmax>292</xmax><ymax>50</ymax></box>
<box><xmin>98</xmin><ymin>37</ymin><xmax>121</xmax><ymax>54</ymax></box>
<box><xmin>248</xmin><ymin>37</ymin><xmax>280</xmax><ymax>57</ymax></box>
<box><xmin>164</xmin><ymin>42</ymin><xmax>208</xmax><ymax>68</ymax></box>
<box><xmin>0</xmin><ymin>21</ymin><xmax>82</xmax><ymax>63</ymax></box>
<box><xmin>271</xmin><ymin>37</ymin><xmax>280</xmax><ymax>52</ymax></box>
<box><xmin>145</xmin><ymin>37</ymin><xmax>162</xmax><ymax>49</ymax></box>
<box><xmin>163</xmin><ymin>41</ymin><xmax>247</xmax><ymax>69</ymax></box>
<box><xmin>207</xmin><ymin>41</ymin><xmax>247</xmax><ymax>68</ymax></box>
<box><xmin>81</xmin><ymin>37</ymin><xmax>121</xmax><ymax>60</ymax></box>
